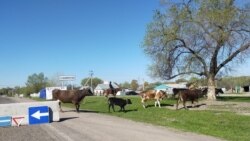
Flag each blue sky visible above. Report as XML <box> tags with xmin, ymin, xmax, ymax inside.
<box><xmin>0</xmin><ymin>0</ymin><xmax>249</xmax><ymax>88</ymax></box>
<box><xmin>0</xmin><ymin>0</ymin><xmax>160</xmax><ymax>87</ymax></box>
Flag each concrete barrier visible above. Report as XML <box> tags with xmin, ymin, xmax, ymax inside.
<box><xmin>0</xmin><ymin>101</ymin><xmax>60</xmax><ymax>126</ymax></box>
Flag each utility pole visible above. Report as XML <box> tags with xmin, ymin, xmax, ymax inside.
<box><xmin>90</xmin><ymin>70</ymin><xmax>94</xmax><ymax>90</ymax></box>
<box><xmin>142</xmin><ymin>78</ymin><xmax>145</xmax><ymax>91</ymax></box>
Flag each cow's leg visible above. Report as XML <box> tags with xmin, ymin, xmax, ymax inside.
<box><xmin>183</xmin><ymin>101</ymin><xmax>188</xmax><ymax>110</ymax></box>
<box><xmin>176</xmin><ymin>98</ymin><xmax>180</xmax><ymax>110</ymax></box>
<box><xmin>122</xmin><ymin>106</ymin><xmax>125</xmax><ymax>112</ymax></box>
<box><xmin>142</xmin><ymin>99</ymin><xmax>146</xmax><ymax>108</ymax></box>
<box><xmin>59</xmin><ymin>102</ymin><xmax>63</xmax><ymax>112</ymax></box>
<box><xmin>108</xmin><ymin>104</ymin><xmax>111</xmax><ymax>112</ymax></box>
<box><xmin>112</xmin><ymin>104</ymin><xmax>115</xmax><ymax>112</ymax></box>
<box><xmin>158</xmin><ymin>100</ymin><xmax>161</xmax><ymax>108</ymax></box>
<box><xmin>155</xmin><ymin>100</ymin><xmax>161</xmax><ymax>108</ymax></box>
<box><xmin>195</xmin><ymin>99</ymin><xmax>199</xmax><ymax>107</ymax></box>
<box><xmin>76</xmin><ymin>104</ymin><xmax>80</xmax><ymax>112</ymax></box>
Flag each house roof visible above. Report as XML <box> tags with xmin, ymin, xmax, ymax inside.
<box><xmin>166</xmin><ymin>83</ymin><xmax>187</xmax><ymax>88</ymax></box>
<box><xmin>154</xmin><ymin>84</ymin><xmax>170</xmax><ymax>90</ymax></box>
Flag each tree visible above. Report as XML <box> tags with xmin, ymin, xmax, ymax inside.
<box><xmin>130</xmin><ymin>80</ymin><xmax>139</xmax><ymax>91</ymax></box>
<box><xmin>142</xmin><ymin>0</ymin><xmax>250</xmax><ymax>100</ymax></box>
<box><xmin>81</xmin><ymin>77</ymin><xmax>103</xmax><ymax>89</ymax></box>
<box><xmin>120</xmin><ymin>81</ymin><xmax>131</xmax><ymax>89</ymax></box>
<box><xmin>26</xmin><ymin>72</ymin><xmax>49</xmax><ymax>94</ymax></box>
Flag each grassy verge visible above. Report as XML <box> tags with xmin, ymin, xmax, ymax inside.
<box><xmin>62</xmin><ymin>96</ymin><xmax>250</xmax><ymax>141</ymax></box>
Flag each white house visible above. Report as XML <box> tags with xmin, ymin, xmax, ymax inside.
<box><xmin>94</xmin><ymin>82</ymin><xmax>119</xmax><ymax>96</ymax></box>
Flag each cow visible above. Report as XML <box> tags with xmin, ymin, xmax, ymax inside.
<box><xmin>202</xmin><ymin>88</ymin><xmax>224</xmax><ymax>96</ymax></box>
<box><xmin>176</xmin><ymin>88</ymin><xmax>207</xmax><ymax>110</ymax></box>
<box><xmin>172</xmin><ymin>88</ymin><xmax>188</xmax><ymax>98</ymax></box>
<box><xmin>103</xmin><ymin>88</ymin><xmax>121</xmax><ymax>97</ymax></box>
<box><xmin>107</xmin><ymin>97</ymin><xmax>132</xmax><ymax>112</ymax></box>
<box><xmin>140</xmin><ymin>90</ymin><xmax>167</xmax><ymax>108</ymax></box>
<box><xmin>215</xmin><ymin>88</ymin><xmax>224</xmax><ymax>96</ymax></box>
<box><xmin>52</xmin><ymin>87</ymin><xmax>93</xmax><ymax>112</ymax></box>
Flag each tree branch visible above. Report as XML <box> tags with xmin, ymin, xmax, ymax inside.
<box><xmin>176</xmin><ymin>38</ymin><xmax>208</xmax><ymax>76</ymax></box>
<box><xmin>216</xmin><ymin>42</ymin><xmax>250</xmax><ymax>73</ymax></box>
<box><xmin>166</xmin><ymin>71</ymin><xmax>204</xmax><ymax>80</ymax></box>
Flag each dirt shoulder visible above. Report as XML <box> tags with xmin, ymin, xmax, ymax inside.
<box><xmin>167</xmin><ymin>98</ymin><xmax>250</xmax><ymax>116</ymax></box>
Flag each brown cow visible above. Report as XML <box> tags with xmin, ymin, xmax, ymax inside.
<box><xmin>176</xmin><ymin>88</ymin><xmax>207</xmax><ymax>110</ymax></box>
<box><xmin>140</xmin><ymin>90</ymin><xmax>167</xmax><ymax>108</ymax></box>
<box><xmin>52</xmin><ymin>87</ymin><xmax>93</xmax><ymax>112</ymax></box>
<box><xmin>103</xmin><ymin>88</ymin><xmax>121</xmax><ymax>97</ymax></box>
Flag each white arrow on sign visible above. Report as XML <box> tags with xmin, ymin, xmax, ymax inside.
<box><xmin>31</xmin><ymin>110</ymin><xmax>49</xmax><ymax>120</ymax></box>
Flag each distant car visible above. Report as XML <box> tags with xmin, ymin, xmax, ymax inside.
<box><xmin>125</xmin><ymin>91</ymin><xmax>138</xmax><ymax>95</ymax></box>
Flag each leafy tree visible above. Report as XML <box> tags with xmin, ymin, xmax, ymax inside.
<box><xmin>142</xmin><ymin>0</ymin><xmax>250</xmax><ymax>100</ymax></box>
<box><xmin>143</xmin><ymin>81</ymin><xmax>149</xmax><ymax>90</ymax></box>
<box><xmin>26</xmin><ymin>72</ymin><xmax>49</xmax><ymax>94</ymax></box>
<box><xmin>81</xmin><ymin>77</ymin><xmax>103</xmax><ymax>89</ymax></box>
<box><xmin>120</xmin><ymin>81</ymin><xmax>131</xmax><ymax>89</ymax></box>
<box><xmin>144</xmin><ymin>81</ymin><xmax>162</xmax><ymax>90</ymax></box>
<box><xmin>130</xmin><ymin>80</ymin><xmax>139</xmax><ymax>91</ymax></box>
<box><xmin>0</xmin><ymin>87</ymin><xmax>13</xmax><ymax>96</ymax></box>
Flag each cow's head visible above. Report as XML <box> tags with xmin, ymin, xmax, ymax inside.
<box><xmin>158</xmin><ymin>90</ymin><xmax>168</xmax><ymax>100</ymax></box>
<box><xmin>126</xmin><ymin>99</ymin><xmax>132</xmax><ymax>104</ymax></box>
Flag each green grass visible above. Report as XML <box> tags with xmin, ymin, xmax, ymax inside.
<box><xmin>61</xmin><ymin>96</ymin><xmax>250</xmax><ymax>141</ymax></box>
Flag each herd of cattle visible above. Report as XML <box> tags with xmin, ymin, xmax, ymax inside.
<box><xmin>51</xmin><ymin>87</ymin><xmax>224</xmax><ymax>112</ymax></box>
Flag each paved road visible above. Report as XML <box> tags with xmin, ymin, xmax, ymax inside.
<box><xmin>0</xmin><ymin>96</ymin><xmax>223</xmax><ymax>141</ymax></box>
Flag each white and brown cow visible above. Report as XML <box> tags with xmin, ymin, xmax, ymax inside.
<box><xmin>140</xmin><ymin>90</ymin><xmax>167</xmax><ymax>108</ymax></box>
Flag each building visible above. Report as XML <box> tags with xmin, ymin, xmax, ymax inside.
<box><xmin>154</xmin><ymin>82</ymin><xmax>187</xmax><ymax>94</ymax></box>
<box><xmin>39</xmin><ymin>86</ymin><xmax>67</xmax><ymax>100</ymax></box>
<box><xmin>94</xmin><ymin>82</ymin><xmax>119</xmax><ymax>96</ymax></box>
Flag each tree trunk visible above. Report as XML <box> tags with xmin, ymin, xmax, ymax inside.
<box><xmin>207</xmin><ymin>75</ymin><xmax>216</xmax><ymax>100</ymax></box>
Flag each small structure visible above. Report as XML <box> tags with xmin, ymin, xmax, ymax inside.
<box><xmin>39</xmin><ymin>87</ymin><xmax>67</xmax><ymax>100</ymax></box>
<box><xmin>154</xmin><ymin>84</ymin><xmax>169</xmax><ymax>92</ymax></box>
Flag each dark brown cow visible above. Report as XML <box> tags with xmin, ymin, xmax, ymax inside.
<box><xmin>52</xmin><ymin>88</ymin><xmax>93</xmax><ymax>112</ymax></box>
<box><xmin>172</xmin><ymin>88</ymin><xmax>188</xmax><ymax>98</ymax></box>
<box><xmin>176</xmin><ymin>88</ymin><xmax>207</xmax><ymax>110</ymax></box>
<box><xmin>140</xmin><ymin>90</ymin><xmax>167</xmax><ymax>108</ymax></box>
<box><xmin>103</xmin><ymin>88</ymin><xmax>121</xmax><ymax>97</ymax></box>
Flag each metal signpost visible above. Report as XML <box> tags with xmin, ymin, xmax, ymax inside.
<box><xmin>59</xmin><ymin>75</ymin><xmax>76</xmax><ymax>90</ymax></box>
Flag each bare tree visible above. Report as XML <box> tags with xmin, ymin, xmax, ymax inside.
<box><xmin>142</xmin><ymin>0</ymin><xmax>250</xmax><ymax>100</ymax></box>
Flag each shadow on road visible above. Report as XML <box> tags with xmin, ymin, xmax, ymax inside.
<box><xmin>177</xmin><ymin>103</ymin><xmax>206</xmax><ymax>110</ymax></box>
<box><xmin>146</xmin><ymin>103</ymin><xmax>174</xmax><ymax>108</ymax></box>
<box><xmin>59</xmin><ymin>117</ymin><xmax>79</xmax><ymax>122</ymax></box>
<box><xmin>61</xmin><ymin>109</ymin><xmax>100</xmax><ymax>113</ymax></box>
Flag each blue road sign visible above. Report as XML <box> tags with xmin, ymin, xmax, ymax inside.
<box><xmin>29</xmin><ymin>106</ymin><xmax>50</xmax><ymax>125</ymax></box>
<box><xmin>0</xmin><ymin>116</ymin><xmax>12</xmax><ymax>127</ymax></box>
